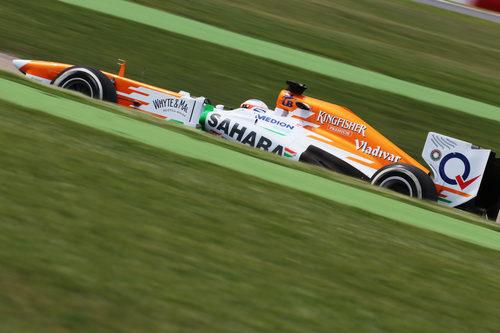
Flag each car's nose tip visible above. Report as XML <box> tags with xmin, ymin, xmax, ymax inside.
<box><xmin>12</xmin><ymin>59</ymin><xmax>31</xmax><ymax>71</ymax></box>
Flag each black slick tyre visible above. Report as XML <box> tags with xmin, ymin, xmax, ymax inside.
<box><xmin>51</xmin><ymin>65</ymin><xmax>117</xmax><ymax>103</ymax></box>
<box><xmin>370</xmin><ymin>163</ymin><xmax>438</xmax><ymax>201</ymax></box>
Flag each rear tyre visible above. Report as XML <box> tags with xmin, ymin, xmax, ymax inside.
<box><xmin>51</xmin><ymin>65</ymin><xmax>117</xmax><ymax>103</ymax></box>
<box><xmin>371</xmin><ymin>163</ymin><xmax>438</xmax><ymax>201</ymax></box>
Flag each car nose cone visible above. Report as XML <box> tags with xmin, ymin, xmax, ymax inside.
<box><xmin>12</xmin><ymin>59</ymin><xmax>31</xmax><ymax>71</ymax></box>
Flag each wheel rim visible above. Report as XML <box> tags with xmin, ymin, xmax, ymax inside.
<box><xmin>379</xmin><ymin>176</ymin><xmax>413</xmax><ymax>196</ymax></box>
<box><xmin>61</xmin><ymin>78</ymin><xmax>94</xmax><ymax>97</ymax></box>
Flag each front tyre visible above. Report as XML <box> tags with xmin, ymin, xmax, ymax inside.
<box><xmin>370</xmin><ymin>163</ymin><xmax>438</xmax><ymax>201</ymax></box>
<box><xmin>51</xmin><ymin>66</ymin><xmax>117</xmax><ymax>103</ymax></box>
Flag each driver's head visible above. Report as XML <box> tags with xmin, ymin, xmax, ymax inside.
<box><xmin>240</xmin><ymin>99</ymin><xmax>268</xmax><ymax>110</ymax></box>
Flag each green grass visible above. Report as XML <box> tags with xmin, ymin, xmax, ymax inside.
<box><xmin>3</xmin><ymin>95</ymin><xmax>500</xmax><ymax>332</ymax></box>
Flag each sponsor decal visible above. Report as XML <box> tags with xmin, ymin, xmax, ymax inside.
<box><xmin>152</xmin><ymin>98</ymin><xmax>189</xmax><ymax>114</ymax></box>
<box><xmin>207</xmin><ymin>113</ymin><xmax>284</xmax><ymax>156</ymax></box>
<box><xmin>327</xmin><ymin>125</ymin><xmax>352</xmax><ymax>137</ymax></box>
<box><xmin>317</xmin><ymin>111</ymin><xmax>366</xmax><ymax>137</ymax></box>
<box><xmin>438</xmin><ymin>153</ymin><xmax>481</xmax><ymax>190</ymax></box>
<box><xmin>281</xmin><ymin>95</ymin><xmax>295</xmax><ymax>108</ymax></box>
<box><xmin>430</xmin><ymin>149</ymin><xmax>441</xmax><ymax>161</ymax></box>
<box><xmin>355</xmin><ymin>139</ymin><xmax>402</xmax><ymax>162</ymax></box>
<box><xmin>255</xmin><ymin>114</ymin><xmax>295</xmax><ymax>130</ymax></box>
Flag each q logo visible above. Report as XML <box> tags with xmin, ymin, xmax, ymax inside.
<box><xmin>438</xmin><ymin>153</ymin><xmax>480</xmax><ymax>190</ymax></box>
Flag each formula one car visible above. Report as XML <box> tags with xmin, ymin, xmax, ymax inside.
<box><xmin>12</xmin><ymin>59</ymin><xmax>500</xmax><ymax>220</ymax></box>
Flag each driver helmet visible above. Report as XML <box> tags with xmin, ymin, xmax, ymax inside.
<box><xmin>240</xmin><ymin>99</ymin><xmax>268</xmax><ymax>110</ymax></box>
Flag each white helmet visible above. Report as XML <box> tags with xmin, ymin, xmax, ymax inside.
<box><xmin>240</xmin><ymin>99</ymin><xmax>268</xmax><ymax>110</ymax></box>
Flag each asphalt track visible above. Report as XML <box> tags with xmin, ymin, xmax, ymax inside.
<box><xmin>2</xmin><ymin>76</ymin><xmax>500</xmax><ymax>251</ymax></box>
<box><xmin>59</xmin><ymin>0</ymin><xmax>500</xmax><ymax>122</ymax></box>
<box><xmin>0</xmin><ymin>53</ymin><xmax>18</xmax><ymax>73</ymax></box>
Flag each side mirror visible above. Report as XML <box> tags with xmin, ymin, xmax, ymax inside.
<box><xmin>295</xmin><ymin>102</ymin><xmax>311</xmax><ymax>111</ymax></box>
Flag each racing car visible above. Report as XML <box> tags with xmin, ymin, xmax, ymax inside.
<box><xmin>11</xmin><ymin>59</ymin><xmax>500</xmax><ymax>221</ymax></box>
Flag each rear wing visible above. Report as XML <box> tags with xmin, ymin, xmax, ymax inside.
<box><xmin>422</xmin><ymin>132</ymin><xmax>500</xmax><ymax>220</ymax></box>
